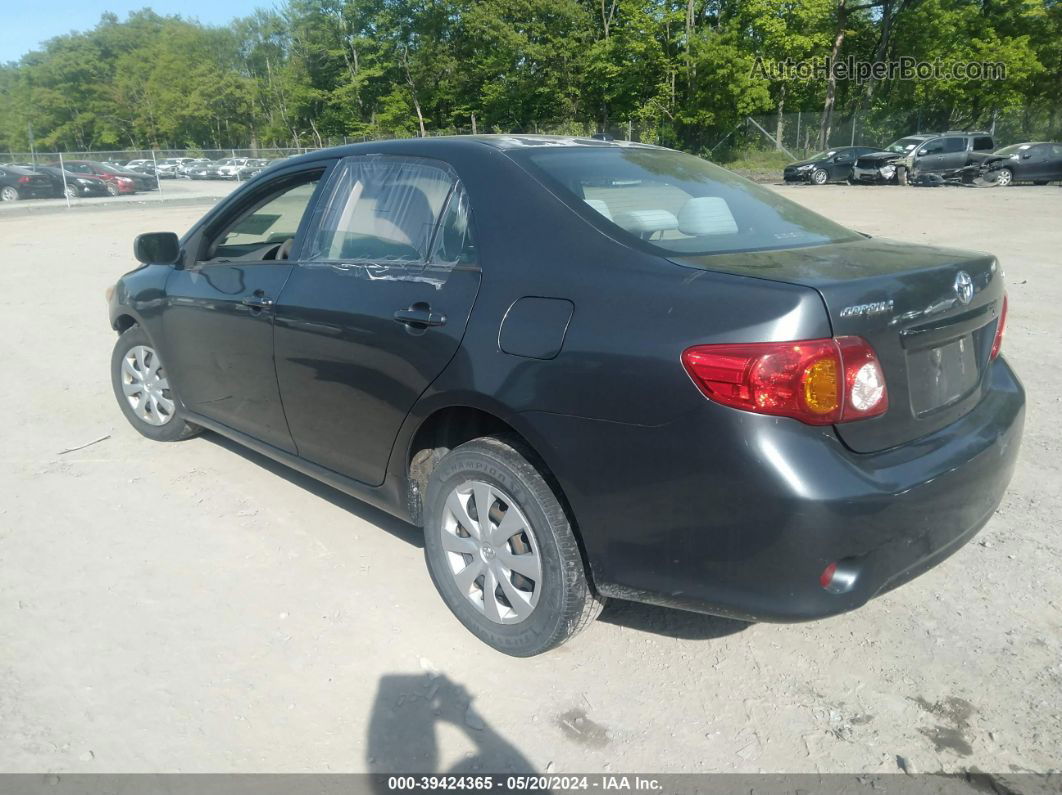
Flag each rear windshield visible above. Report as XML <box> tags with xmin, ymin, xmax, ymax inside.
<box><xmin>515</xmin><ymin>147</ymin><xmax>859</xmax><ymax>256</ymax></box>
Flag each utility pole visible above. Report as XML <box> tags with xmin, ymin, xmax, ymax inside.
<box><xmin>28</xmin><ymin>122</ymin><xmax>36</xmax><ymax>165</ymax></box>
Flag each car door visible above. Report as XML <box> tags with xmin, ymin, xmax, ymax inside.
<box><xmin>829</xmin><ymin>149</ymin><xmax>854</xmax><ymax>179</ymax></box>
<box><xmin>914</xmin><ymin>139</ymin><xmax>945</xmax><ymax>173</ymax></box>
<box><xmin>160</xmin><ymin>162</ymin><xmax>334</xmax><ymax>452</ymax></box>
<box><xmin>273</xmin><ymin>155</ymin><xmax>481</xmax><ymax>486</ymax></box>
<box><xmin>1049</xmin><ymin>145</ymin><xmax>1062</xmax><ymax>181</ymax></box>
<box><xmin>1021</xmin><ymin>144</ymin><xmax>1050</xmax><ymax>180</ymax></box>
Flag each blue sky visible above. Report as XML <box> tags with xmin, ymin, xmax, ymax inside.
<box><xmin>1</xmin><ymin>1</ymin><xmax>271</xmax><ymax>63</ymax></box>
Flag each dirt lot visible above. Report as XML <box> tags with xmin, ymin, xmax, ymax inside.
<box><xmin>0</xmin><ymin>182</ymin><xmax>1059</xmax><ymax>776</ymax></box>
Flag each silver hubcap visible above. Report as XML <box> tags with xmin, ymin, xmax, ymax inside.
<box><xmin>121</xmin><ymin>345</ymin><xmax>176</xmax><ymax>426</ymax></box>
<box><xmin>813</xmin><ymin>170</ymin><xmax>827</xmax><ymax>184</ymax></box>
<box><xmin>1</xmin><ymin>187</ymin><xmax>17</xmax><ymax>201</ymax></box>
<box><xmin>441</xmin><ymin>480</ymin><xmax>543</xmax><ymax>625</ymax></box>
<box><xmin>997</xmin><ymin>169</ymin><xmax>1012</xmax><ymax>186</ymax></box>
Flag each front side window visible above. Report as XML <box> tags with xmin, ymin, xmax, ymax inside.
<box><xmin>514</xmin><ymin>147</ymin><xmax>859</xmax><ymax>256</ymax></box>
<box><xmin>202</xmin><ymin>171</ymin><xmax>323</xmax><ymax>262</ymax></box>
<box><xmin>307</xmin><ymin>156</ymin><xmax>455</xmax><ymax>263</ymax></box>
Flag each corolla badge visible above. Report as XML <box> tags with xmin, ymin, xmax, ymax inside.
<box><xmin>954</xmin><ymin>270</ymin><xmax>974</xmax><ymax>305</ymax></box>
<box><xmin>839</xmin><ymin>299</ymin><xmax>894</xmax><ymax>318</ymax></box>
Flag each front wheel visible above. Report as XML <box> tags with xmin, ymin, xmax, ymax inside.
<box><xmin>111</xmin><ymin>325</ymin><xmax>200</xmax><ymax>442</ymax></box>
<box><xmin>423</xmin><ymin>436</ymin><xmax>603</xmax><ymax>656</ymax></box>
<box><xmin>64</xmin><ymin>185</ymin><xmax>78</xmax><ymax>200</ymax></box>
<box><xmin>995</xmin><ymin>167</ymin><xmax>1013</xmax><ymax>187</ymax></box>
<box><xmin>106</xmin><ymin>182</ymin><xmax>120</xmax><ymax>196</ymax></box>
<box><xmin>811</xmin><ymin>168</ymin><xmax>829</xmax><ymax>185</ymax></box>
<box><xmin>1</xmin><ymin>186</ymin><xmax>19</xmax><ymax>201</ymax></box>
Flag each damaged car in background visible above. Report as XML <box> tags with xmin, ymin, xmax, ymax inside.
<box><xmin>979</xmin><ymin>142</ymin><xmax>1062</xmax><ymax>186</ymax></box>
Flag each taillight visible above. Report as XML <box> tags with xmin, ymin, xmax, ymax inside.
<box><xmin>17</xmin><ymin>176</ymin><xmax>30</xmax><ymax>184</ymax></box>
<box><xmin>990</xmin><ymin>294</ymin><xmax>1007</xmax><ymax>360</ymax></box>
<box><xmin>681</xmin><ymin>336</ymin><xmax>888</xmax><ymax>425</ymax></box>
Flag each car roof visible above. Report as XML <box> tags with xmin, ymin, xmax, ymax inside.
<box><xmin>271</xmin><ymin>134</ymin><xmax>660</xmax><ymax>170</ymax></box>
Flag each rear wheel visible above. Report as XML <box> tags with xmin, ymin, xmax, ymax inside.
<box><xmin>423</xmin><ymin>436</ymin><xmax>603</xmax><ymax>656</ymax></box>
<box><xmin>111</xmin><ymin>325</ymin><xmax>200</xmax><ymax>442</ymax></box>
<box><xmin>1</xmin><ymin>186</ymin><xmax>19</xmax><ymax>201</ymax></box>
<box><xmin>811</xmin><ymin>168</ymin><xmax>829</xmax><ymax>185</ymax></box>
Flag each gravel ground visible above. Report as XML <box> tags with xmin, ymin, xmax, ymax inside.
<box><xmin>0</xmin><ymin>181</ymin><xmax>1059</xmax><ymax>776</ymax></box>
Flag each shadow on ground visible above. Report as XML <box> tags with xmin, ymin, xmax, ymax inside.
<box><xmin>366</xmin><ymin>674</ymin><xmax>537</xmax><ymax>777</ymax></box>
<box><xmin>205</xmin><ymin>431</ymin><xmax>751</xmax><ymax>642</ymax></box>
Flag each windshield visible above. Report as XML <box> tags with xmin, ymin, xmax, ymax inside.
<box><xmin>514</xmin><ymin>147</ymin><xmax>859</xmax><ymax>256</ymax></box>
<box><xmin>886</xmin><ymin>138</ymin><xmax>923</xmax><ymax>153</ymax></box>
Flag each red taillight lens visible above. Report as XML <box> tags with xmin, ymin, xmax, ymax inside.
<box><xmin>681</xmin><ymin>336</ymin><xmax>888</xmax><ymax>425</ymax></box>
<box><xmin>990</xmin><ymin>294</ymin><xmax>1007</xmax><ymax>360</ymax></box>
<box><xmin>17</xmin><ymin>175</ymin><xmax>30</xmax><ymax>184</ymax></box>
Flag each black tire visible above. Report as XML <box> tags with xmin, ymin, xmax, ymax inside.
<box><xmin>1</xmin><ymin>186</ymin><xmax>19</xmax><ymax>202</ymax></box>
<box><xmin>995</xmin><ymin>167</ymin><xmax>1013</xmax><ymax>187</ymax></box>
<box><xmin>106</xmin><ymin>182</ymin><xmax>120</xmax><ymax>196</ymax></box>
<box><xmin>811</xmin><ymin>168</ymin><xmax>829</xmax><ymax>185</ymax></box>
<box><xmin>110</xmin><ymin>325</ymin><xmax>201</xmax><ymax>442</ymax></box>
<box><xmin>423</xmin><ymin>435</ymin><xmax>603</xmax><ymax>656</ymax></box>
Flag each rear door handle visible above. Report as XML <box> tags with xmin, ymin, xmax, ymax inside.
<box><xmin>394</xmin><ymin>303</ymin><xmax>447</xmax><ymax>328</ymax></box>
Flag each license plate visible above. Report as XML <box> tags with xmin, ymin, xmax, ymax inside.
<box><xmin>908</xmin><ymin>335</ymin><xmax>979</xmax><ymax>415</ymax></box>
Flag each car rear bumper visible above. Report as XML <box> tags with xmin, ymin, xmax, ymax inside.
<box><xmin>521</xmin><ymin>356</ymin><xmax>1024</xmax><ymax>622</ymax></box>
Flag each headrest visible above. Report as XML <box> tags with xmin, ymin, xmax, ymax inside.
<box><xmin>614</xmin><ymin>209</ymin><xmax>678</xmax><ymax>236</ymax></box>
<box><xmin>677</xmin><ymin>197</ymin><xmax>738</xmax><ymax>236</ymax></box>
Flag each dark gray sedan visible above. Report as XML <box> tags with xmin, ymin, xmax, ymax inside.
<box><xmin>107</xmin><ymin>136</ymin><xmax>1023</xmax><ymax>655</ymax></box>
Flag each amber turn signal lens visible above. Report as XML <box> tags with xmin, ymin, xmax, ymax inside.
<box><xmin>802</xmin><ymin>358</ymin><xmax>840</xmax><ymax>415</ymax></box>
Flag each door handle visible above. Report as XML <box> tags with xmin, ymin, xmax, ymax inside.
<box><xmin>242</xmin><ymin>291</ymin><xmax>274</xmax><ymax>309</ymax></box>
<box><xmin>394</xmin><ymin>303</ymin><xmax>447</xmax><ymax>328</ymax></box>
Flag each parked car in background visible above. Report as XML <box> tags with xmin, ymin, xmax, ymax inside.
<box><xmin>63</xmin><ymin>160</ymin><xmax>140</xmax><ymax>195</ymax></box>
<box><xmin>125</xmin><ymin>159</ymin><xmax>157</xmax><ymax>176</ymax></box>
<box><xmin>981</xmin><ymin>142</ymin><xmax>1062</xmax><ymax>186</ymax></box>
<box><xmin>216</xmin><ymin>158</ymin><xmax>250</xmax><ymax>179</ymax></box>
<box><xmin>0</xmin><ymin>164</ymin><xmax>54</xmax><ymax>200</ymax></box>
<box><xmin>783</xmin><ymin>146</ymin><xmax>881</xmax><ymax>185</ymax></box>
<box><xmin>183</xmin><ymin>161</ymin><xmax>223</xmax><ymax>180</ymax></box>
<box><xmin>156</xmin><ymin>158</ymin><xmax>197</xmax><ymax>178</ymax></box>
<box><xmin>851</xmin><ymin>134</ymin><xmax>941</xmax><ymax>184</ymax></box>
<box><xmin>108</xmin><ymin>136</ymin><xmax>1022</xmax><ymax>656</ymax></box>
<box><xmin>235</xmin><ymin>159</ymin><xmax>272</xmax><ymax>180</ymax></box>
<box><xmin>24</xmin><ymin>165</ymin><xmax>110</xmax><ymax>198</ymax></box>
<box><xmin>176</xmin><ymin>158</ymin><xmax>212</xmax><ymax>178</ymax></box>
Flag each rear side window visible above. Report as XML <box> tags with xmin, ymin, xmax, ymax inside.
<box><xmin>308</xmin><ymin>156</ymin><xmax>455</xmax><ymax>263</ymax></box>
<box><xmin>943</xmin><ymin>137</ymin><xmax>966</xmax><ymax>153</ymax></box>
<box><xmin>973</xmin><ymin>136</ymin><xmax>994</xmax><ymax>151</ymax></box>
<box><xmin>431</xmin><ymin>183</ymin><xmax>476</xmax><ymax>266</ymax></box>
<box><xmin>515</xmin><ymin>147</ymin><xmax>858</xmax><ymax>256</ymax></box>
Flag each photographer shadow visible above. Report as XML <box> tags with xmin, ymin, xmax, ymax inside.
<box><xmin>367</xmin><ymin>673</ymin><xmax>538</xmax><ymax>780</ymax></box>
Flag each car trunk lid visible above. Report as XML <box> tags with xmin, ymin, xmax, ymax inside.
<box><xmin>671</xmin><ymin>237</ymin><xmax>1005</xmax><ymax>452</ymax></box>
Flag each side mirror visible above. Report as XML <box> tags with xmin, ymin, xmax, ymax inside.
<box><xmin>1022</xmin><ymin>152</ymin><xmax>1032</xmax><ymax>160</ymax></box>
<box><xmin>133</xmin><ymin>232</ymin><xmax>181</xmax><ymax>265</ymax></box>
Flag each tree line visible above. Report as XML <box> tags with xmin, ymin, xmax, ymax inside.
<box><xmin>0</xmin><ymin>0</ymin><xmax>1058</xmax><ymax>156</ymax></box>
